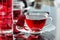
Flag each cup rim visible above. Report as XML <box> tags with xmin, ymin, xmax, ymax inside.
<box><xmin>25</xmin><ymin>13</ymin><xmax>48</xmax><ymax>20</ymax></box>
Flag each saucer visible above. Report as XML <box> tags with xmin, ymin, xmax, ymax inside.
<box><xmin>16</xmin><ymin>24</ymin><xmax>56</xmax><ymax>34</ymax></box>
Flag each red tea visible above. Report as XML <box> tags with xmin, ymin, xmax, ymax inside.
<box><xmin>13</xmin><ymin>10</ymin><xmax>21</xmax><ymax>20</ymax></box>
<box><xmin>16</xmin><ymin>15</ymin><xmax>26</xmax><ymax>27</ymax></box>
<box><xmin>26</xmin><ymin>19</ymin><xmax>46</xmax><ymax>31</ymax></box>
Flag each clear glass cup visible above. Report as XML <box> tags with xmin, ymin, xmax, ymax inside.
<box><xmin>25</xmin><ymin>11</ymin><xmax>52</xmax><ymax>32</ymax></box>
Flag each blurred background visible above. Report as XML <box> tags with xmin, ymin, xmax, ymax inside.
<box><xmin>0</xmin><ymin>0</ymin><xmax>56</xmax><ymax>40</ymax></box>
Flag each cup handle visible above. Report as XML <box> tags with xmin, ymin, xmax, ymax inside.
<box><xmin>45</xmin><ymin>17</ymin><xmax>52</xmax><ymax>26</ymax></box>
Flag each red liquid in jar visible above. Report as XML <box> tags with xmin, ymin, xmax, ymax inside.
<box><xmin>26</xmin><ymin>19</ymin><xmax>46</xmax><ymax>31</ymax></box>
<box><xmin>13</xmin><ymin>10</ymin><xmax>21</xmax><ymax>20</ymax></box>
<box><xmin>16</xmin><ymin>15</ymin><xmax>26</xmax><ymax>27</ymax></box>
<box><xmin>13</xmin><ymin>10</ymin><xmax>24</xmax><ymax>34</ymax></box>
